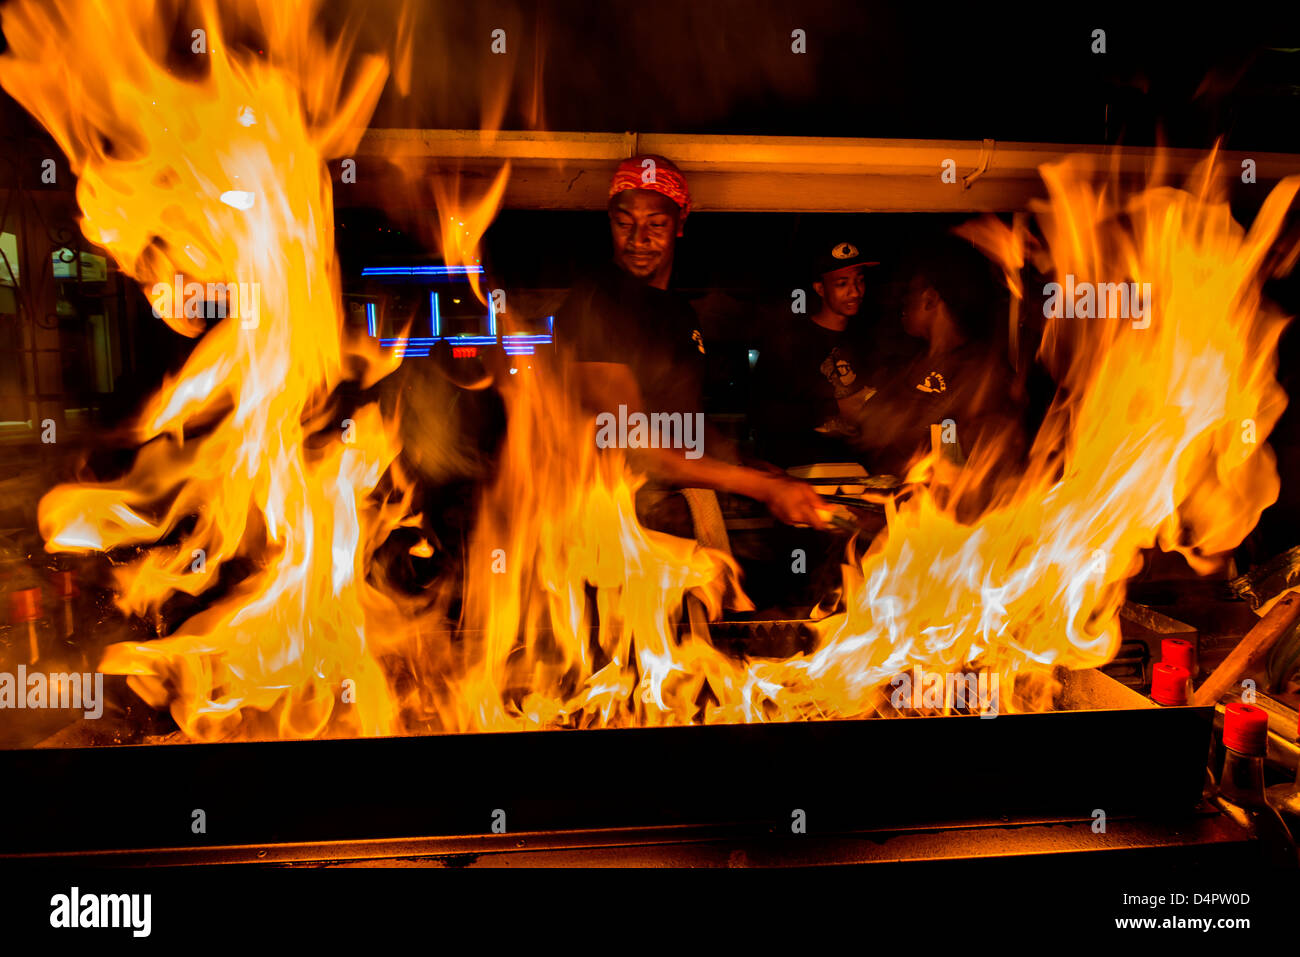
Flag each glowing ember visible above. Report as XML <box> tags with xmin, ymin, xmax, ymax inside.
<box><xmin>0</xmin><ymin>1</ymin><xmax>1294</xmax><ymax>738</ymax></box>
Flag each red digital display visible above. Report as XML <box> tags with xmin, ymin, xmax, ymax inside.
<box><xmin>451</xmin><ymin>346</ymin><xmax>478</xmax><ymax>359</ymax></box>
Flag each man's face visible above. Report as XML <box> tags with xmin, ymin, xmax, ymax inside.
<box><xmin>815</xmin><ymin>265</ymin><xmax>866</xmax><ymax>318</ymax></box>
<box><xmin>900</xmin><ymin>274</ymin><xmax>937</xmax><ymax>339</ymax></box>
<box><xmin>609</xmin><ymin>190</ymin><xmax>681</xmax><ymax>284</ymax></box>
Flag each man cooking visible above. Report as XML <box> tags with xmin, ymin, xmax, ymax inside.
<box><xmin>554</xmin><ymin>154</ymin><xmax>826</xmax><ymax>534</ymax></box>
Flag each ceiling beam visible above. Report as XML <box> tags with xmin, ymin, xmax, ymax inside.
<box><xmin>342</xmin><ymin>130</ymin><xmax>1300</xmax><ymax>213</ymax></box>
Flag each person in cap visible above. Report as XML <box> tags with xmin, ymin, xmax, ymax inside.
<box><xmin>750</xmin><ymin>240</ymin><xmax>880</xmax><ymax>468</ymax></box>
<box><xmin>554</xmin><ymin>154</ymin><xmax>827</xmax><ymax>533</ymax></box>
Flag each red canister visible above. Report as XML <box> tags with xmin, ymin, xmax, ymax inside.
<box><xmin>1150</xmin><ymin>662</ymin><xmax>1191</xmax><ymax>705</ymax></box>
<box><xmin>1223</xmin><ymin>702</ymin><xmax>1269</xmax><ymax>755</ymax></box>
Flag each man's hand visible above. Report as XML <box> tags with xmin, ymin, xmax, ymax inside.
<box><xmin>759</xmin><ymin>475</ymin><xmax>828</xmax><ymax>529</ymax></box>
<box><xmin>565</xmin><ymin>361</ymin><xmax>833</xmax><ymax>530</ymax></box>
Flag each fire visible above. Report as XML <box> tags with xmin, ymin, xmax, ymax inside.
<box><xmin>444</xmin><ymin>360</ymin><xmax>749</xmax><ymax>730</ymax></box>
<box><xmin>750</xmin><ymin>156</ymin><xmax>1292</xmax><ymax>718</ymax></box>
<box><xmin>1</xmin><ymin>1</ymin><xmax>1295</xmax><ymax>739</ymax></box>
<box><xmin>414</xmin><ymin>153</ymin><xmax>1293</xmax><ymax>728</ymax></box>
<box><xmin>1</xmin><ymin>0</ymin><xmax>412</xmax><ymax>739</ymax></box>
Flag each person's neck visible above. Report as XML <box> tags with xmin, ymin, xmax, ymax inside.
<box><xmin>928</xmin><ymin>308</ymin><xmax>966</xmax><ymax>355</ymax></box>
<box><xmin>646</xmin><ymin>257</ymin><xmax>673</xmax><ymax>290</ymax></box>
<box><xmin>810</xmin><ymin>308</ymin><xmax>848</xmax><ymax>332</ymax></box>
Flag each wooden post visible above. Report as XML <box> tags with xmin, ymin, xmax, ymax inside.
<box><xmin>1192</xmin><ymin>593</ymin><xmax>1300</xmax><ymax>706</ymax></box>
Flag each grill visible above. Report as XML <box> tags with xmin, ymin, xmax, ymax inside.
<box><xmin>1</xmin><ymin>664</ymin><xmax>1219</xmax><ymax>863</ymax></box>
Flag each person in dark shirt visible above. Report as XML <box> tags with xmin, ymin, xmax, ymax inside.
<box><xmin>751</xmin><ymin>240</ymin><xmax>880</xmax><ymax>467</ymax></box>
<box><xmin>554</xmin><ymin>154</ymin><xmax>826</xmax><ymax>532</ymax></box>
<box><xmin>852</xmin><ymin>240</ymin><xmax>1023</xmax><ymax>478</ymax></box>
<box><xmin>557</xmin><ymin>261</ymin><xmax>705</xmax><ymax>426</ymax></box>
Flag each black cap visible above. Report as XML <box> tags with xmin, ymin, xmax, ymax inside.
<box><xmin>813</xmin><ymin>241</ymin><xmax>880</xmax><ymax>280</ymax></box>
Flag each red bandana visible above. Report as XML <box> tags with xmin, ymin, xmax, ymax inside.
<box><xmin>608</xmin><ymin>156</ymin><xmax>691</xmax><ymax>219</ymax></box>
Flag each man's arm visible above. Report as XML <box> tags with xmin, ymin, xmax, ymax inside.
<box><xmin>839</xmin><ymin>384</ymin><xmax>907</xmax><ymax>450</ymax></box>
<box><xmin>571</xmin><ymin>360</ymin><xmax>827</xmax><ymax>528</ymax></box>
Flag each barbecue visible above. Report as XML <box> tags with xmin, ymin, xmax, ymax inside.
<box><xmin>0</xmin><ymin>1</ymin><xmax>1298</xmax><ymax>939</ymax></box>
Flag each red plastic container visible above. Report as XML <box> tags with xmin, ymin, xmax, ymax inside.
<box><xmin>1150</xmin><ymin>662</ymin><xmax>1191</xmax><ymax>705</ymax></box>
<box><xmin>1223</xmin><ymin>703</ymin><xmax>1269</xmax><ymax>755</ymax></box>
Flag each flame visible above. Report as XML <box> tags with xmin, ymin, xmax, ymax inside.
<box><xmin>2</xmin><ymin>0</ymin><xmax>412</xmax><ymax>739</ymax></box>
<box><xmin>2</xmin><ymin>0</ymin><xmax>1295</xmax><ymax>738</ymax></box>
<box><xmin>436</xmin><ymin>361</ymin><xmax>748</xmax><ymax>730</ymax></box>
<box><xmin>431</xmin><ymin>163</ymin><xmax>510</xmax><ymax>307</ymax></box>
<box><xmin>745</xmin><ymin>156</ymin><xmax>1293</xmax><ymax>717</ymax></box>
<box><xmin>402</xmin><ymin>152</ymin><xmax>1295</xmax><ymax>728</ymax></box>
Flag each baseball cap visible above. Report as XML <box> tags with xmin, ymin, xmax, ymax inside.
<box><xmin>813</xmin><ymin>241</ymin><xmax>880</xmax><ymax>279</ymax></box>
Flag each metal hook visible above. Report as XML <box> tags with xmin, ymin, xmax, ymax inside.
<box><xmin>962</xmin><ymin>138</ymin><xmax>995</xmax><ymax>190</ymax></box>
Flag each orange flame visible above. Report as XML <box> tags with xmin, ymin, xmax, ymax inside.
<box><xmin>400</xmin><ymin>153</ymin><xmax>1294</xmax><ymax>728</ymax></box>
<box><xmin>3</xmin><ymin>0</ymin><xmax>412</xmax><ymax>738</ymax></box>
<box><xmin>2</xmin><ymin>0</ymin><xmax>1295</xmax><ymax>738</ymax></box>
<box><xmin>740</xmin><ymin>157</ymin><xmax>1292</xmax><ymax>718</ymax></box>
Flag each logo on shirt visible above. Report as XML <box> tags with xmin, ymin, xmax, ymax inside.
<box><xmin>691</xmin><ymin>329</ymin><xmax>706</xmax><ymax>354</ymax></box>
<box><xmin>916</xmin><ymin>371</ymin><xmax>946</xmax><ymax>394</ymax></box>
<box><xmin>820</xmin><ymin>348</ymin><xmax>857</xmax><ymax>395</ymax></box>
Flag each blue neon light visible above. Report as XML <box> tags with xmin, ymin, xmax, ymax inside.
<box><xmin>361</xmin><ymin>265</ymin><xmax>484</xmax><ymax>277</ymax></box>
<box><xmin>377</xmin><ymin>334</ymin><xmax>552</xmax><ymax>348</ymax></box>
<box><xmin>430</xmin><ymin>292</ymin><xmax>440</xmax><ymax>337</ymax></box>
<box><xmin>365</xmin><ymin>302</ymin><xmax>376</xmax><ymax>337</ymax></box>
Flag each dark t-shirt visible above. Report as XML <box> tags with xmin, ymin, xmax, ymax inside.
<box><xmin>554</xmin><ymin>263</ymin><xmax>709</xmax><ymax>538</ymax></box>
<box><xmin>553</xmin><ymin>262</ymin><xmax>706</xmax><ymax>417</ymax></box>
<box><xmin>856</xmin><ymin>337</ymin><xmax>1017</xmax><ymax>475</ymax></box>
<box><xmin>750</xmin><ymin>315</ymin><xmax>873</xmax><ymax>467</ymax></box>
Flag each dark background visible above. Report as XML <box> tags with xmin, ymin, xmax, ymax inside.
<box><xmin>14</xmin><ymin>3</ymin><xmax>1297</xmax><ymax>158</ymax></box>
<box><xmin>351</xmin><ymin>1</ymin><xmax>1300</xmax><ymax>150</ymax></box>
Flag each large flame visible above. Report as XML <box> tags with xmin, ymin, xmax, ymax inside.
<box><xmin>2</xmin><ymin>0</ymin><xmax>412</xmax><ymax>739</ymax></box>
<box><xmin>427</xmin><ymin>151</ymin><xmax>1294</xmax><ymax>728</ymax></box>
<box><xmin>747</xmin><ymin>155</ymin><xmax>1294</xmax><ymax>718</ymax></box>
<box><xmin>2</xmin><ymin>0</ymin><xmax>1294</xmax><ymax>738</ymax></box>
